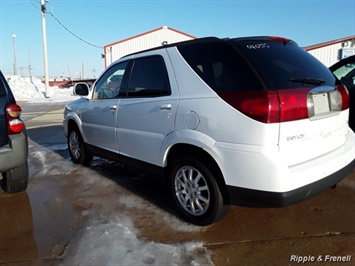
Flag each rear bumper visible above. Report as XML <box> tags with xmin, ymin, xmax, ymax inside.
<box><xmin>227</xmin><ymin>158</ymin><xmax>355</xmax><ymax>207</ymax></box>
<box><xmin>0</xmin><ymin>130</ymin><xmax>28</xmax><ymax>173</ymax></box>
<box><xmin>212</xmin><ymin>126</ymin><xmax>355</xmax><ymax>207</ymax></box>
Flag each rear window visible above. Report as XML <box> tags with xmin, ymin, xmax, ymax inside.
<box><xmin>177</xmin><ymin>41</ymin><xmax>264</xmax><ymax>92</ymax></box>
<box><xmin>230</xmin><ymin>39</ymin><xmax>338</xmax><ymax>89</ymax></box>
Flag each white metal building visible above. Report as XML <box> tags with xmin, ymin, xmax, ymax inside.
<box><xmin>103</xmin><ymin>26</ymin><xmax>196</xmax><ymax>67</ymax></box>
<box><xmin>304</xmin><ymin>36</ymin><xmax>355</xmax><ymax>67</ymax></box>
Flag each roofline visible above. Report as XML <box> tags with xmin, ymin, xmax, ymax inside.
<box><xmin>121</xmin><ymin>37</ymin><xmax>219</xmax><ymax>59</ymax></box>
<box><xmin>103</xmin><ymin>26</ymin><xmax>197</xmax><ymax>49</ymax></box>
<box><xmin>121</xmin><ymin>35</ymin><xmax>298</xmax><ymax>59</ymax></box>
<box><xmin>304</xmin><ymin>36</ymin><xmax>355</xmax><ymax>51</ymax></box>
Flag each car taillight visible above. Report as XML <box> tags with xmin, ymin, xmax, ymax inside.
<box><xmin>6</xmin><ymin>104</ymin><xmax>24</xmax><ymax>134</ymax></box>
<box><xmin>278</xmin><ymin>89</ymin><xmax>310</xmax><ymax>122</ymax></box>
<box><xmin>219</xmin><ymin>89</ymin><xmax>310</xmax><ymax>123</ymax></box>
<box><xmin>217</xmin><ymin>91</ymin><xmax>278</xmax><ymax>123</ymax></box>
<box><xmin>218</xmin><ymin>86</ymin><xmax>348</xmax><ymax>124</ymax></box>
<box><xmin>337</xmin><ymin>85</ymin><xmax>350</xmax><ymax>110</ymax></box>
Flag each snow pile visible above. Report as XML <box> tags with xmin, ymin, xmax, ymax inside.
<box><xmin>5</xmin><ymin>75</ymin><xmax>80</xmax><ymax>102</ymax></box>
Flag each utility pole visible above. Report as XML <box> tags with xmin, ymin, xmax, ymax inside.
<box><xmin>41</xmin><ymin>0</ymin><xmax>49</xmax><ymax>98</ymax></box>
<box><xmin>12</xmin><ymin>34</ymin><xmax>17</xmax><ymax>75</ymax></box>
<box><xmin>82</xmin><ymin>62</ymin><xmax>85</xmax><ymax>79</ymax></box>
<box><xmin>28</xmin><ymin>50</ymin><xmax>33</xmax><ymax>82</ymax></box>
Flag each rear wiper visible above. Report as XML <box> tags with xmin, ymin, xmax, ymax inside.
<box><xmin>288</xmin><ymin>78</ymin><xmax>326</xmax><ymax>86</ymax></box>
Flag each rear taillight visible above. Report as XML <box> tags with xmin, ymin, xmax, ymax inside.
<box><xmin>6</xmin><ymin>104</ymin><xmax>24</xmax><ymax>134</ymax></box>
<box><xmin>337</xmin><ymin>85</ymin><xmax>350</xmax><ymax>110</ymax></box>
<box><xmin>219</xmin><ymin>89</ymin><xmax>310</xmax><ymax>123</ymax></box>
<box><xmin>218</xmin><ymin>91</ymin><xmax>279</xmax><ymax>123</ymax></box>
<box><xmin>278</xmin><ymin>89</ymin><xmax>310</xmax><ymax>122</ymax></box>
<box><xmin>219</xmin><ymin>86</ymin><xmax>348</xmax><ymax>124</ymax></box>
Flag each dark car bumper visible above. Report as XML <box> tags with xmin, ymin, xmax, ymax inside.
<box><xmin>227</xmin><ymin>159</ymin><xmax>355</xmax><ymax>207</ymax></box>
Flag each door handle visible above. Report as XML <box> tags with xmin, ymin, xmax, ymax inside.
<box><xmin>109</xmin><ymin>105</ymin><xmax>117</xmax><ymax>110</ymax></box>
<box><xmin>160</xmin><ymin>104</ymin><xmax>172</xmax><ymax>110</ymax></box>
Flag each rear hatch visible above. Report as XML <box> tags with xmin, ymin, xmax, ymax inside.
<box><xmin>230</xmin><ymin>37</ymin><xmax>350</xmax><ymax>165</ymax></box>
<box><xmin>176</xmin><ymin>37</ymin><xmax>350</xmax><ymax>165</ymax></box>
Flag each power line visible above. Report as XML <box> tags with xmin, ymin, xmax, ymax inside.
<box><xmin>29</xmin><ymin>0</ymin><xmax>41</xmax><ymax>10</ymax></box>
<box><xmin>29</xmin><ymin>0</ymin><xmax>103</xmax><ymax>49</ymax></box>
<box><xmin>45</xmin><ymin>11</ymin><xmax>103</xmax><ymax>49</ymax></box>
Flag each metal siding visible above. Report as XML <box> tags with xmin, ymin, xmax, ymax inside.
<box><xmin>307</xmin><ymin>38</ymin><xmax>355</xmax><ymax>67</ymax></box>
<box><xmin>105</xmin><ymin>27</ymin><xmax>194</xmax><ymax>66</ymax></box>
<box><xmin>308</xmin><ymin>43</ymin><xmax>342</xmax><ymax>67</ymax></box>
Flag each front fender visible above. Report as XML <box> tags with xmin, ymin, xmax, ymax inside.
<box><xmin>160</xmin><ymin>129</ymin><xmax>216</xmax><ymax>166</ymax></box>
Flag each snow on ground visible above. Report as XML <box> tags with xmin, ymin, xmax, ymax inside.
<box><xmin>62</xmin><ymin>214</ymin><xmax>213</xmax><ymax>266</ymax></box>
<box><xmin>6</xmin><ymin>75</ymin><xmax>80</xmax><ymax>103</ymax></box>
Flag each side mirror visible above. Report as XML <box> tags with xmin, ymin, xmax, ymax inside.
<box><xmin>74</xmin><ymin>83</ymin><xmax>89</xmax><ymax>96</ymax></box>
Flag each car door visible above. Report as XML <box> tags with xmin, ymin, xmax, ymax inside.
<box><xmin>329</xmin><ymin>55</ymin><xmax>355</xmax><ymax>131</ymax></box>
<box><xmin>81</xmin><ymin>61</ymin><xmax>129</xmax><ymax>153</ymax></box>
<box><xmin>116</xmin><ymin>53</ymin><xmax>178</xmax><ymax>166</ymax></box>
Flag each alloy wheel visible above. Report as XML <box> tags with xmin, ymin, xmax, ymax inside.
<box><xmin>69</xmin><ymin>130</ymin><xmax>81</xmax><ymax>160</ymax></box>
<box><xmin>174</xmin><ymin>166</ymin><xmax>210</xmax><ymax>216</ymax></box>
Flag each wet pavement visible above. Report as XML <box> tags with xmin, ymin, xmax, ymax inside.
<box><xmin>0</xmin><ymin>103</ymin><xmax>354</xmax><ymax>265</ymax></box>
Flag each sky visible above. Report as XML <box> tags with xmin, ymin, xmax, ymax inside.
<box><xmin>0</xmin><ymin>0</ymin><xmax>354</xmax><ymax>79</ymax></box>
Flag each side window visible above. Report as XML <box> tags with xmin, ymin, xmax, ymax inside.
<box><xmin>93</xmin><ymin>61</ymin><xmax>128</xmax><ymax>100</ymax></box>
<box><xmin>127</xmin><ymin>56</ymin><xmax>171</xmax><ymax>97</ymax></box>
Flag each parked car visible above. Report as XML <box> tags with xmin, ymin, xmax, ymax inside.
<box><xmin>329</xmin><ymin>55</ymin><xmax>355</xmax><ymax>131</ymax></box>
<box><xmin>64</xmin><ymin>36</ymin><xmax>355</xmax><ymax>225</ymax></box>
<box><xmin>0</xmin><ymin>71</ymin><xmax>28</xmax><ymax>193</ymax></box>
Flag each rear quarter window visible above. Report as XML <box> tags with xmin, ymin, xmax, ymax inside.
<box><xmin>177</xmin><ymin>41</ymin><xmax>264</xmax><ymax>92</ymax></box>
<box><xmin>231</xmin><ymin>39</ymin><xmax>338</xmax><ymax>89</ymax></box>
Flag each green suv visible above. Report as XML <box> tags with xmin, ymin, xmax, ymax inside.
<box><xmin>0</xmin><ymin>71</ymin><xmax>28</xmax><ymax>193</ymax></box>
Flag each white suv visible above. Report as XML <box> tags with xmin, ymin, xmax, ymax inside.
<box><xmin>64</xmin><ymin>36</ymin><xmax>355</xmax><ymax>225</ymax></box>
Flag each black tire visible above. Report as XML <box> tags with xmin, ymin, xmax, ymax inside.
<box><xmin>68</xmin><ymin>127</ymin><xmax>93</xmax><ymax>165</ymax></box>
<box><xmin>169</xmin><ymin>156</ymin><xmax>230</xmax><ymax>226</ymax></box>
<box><xmin>1</xmin><ymin>162</ymin><xmax>29</xmax><ymax>194</ymax></box>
